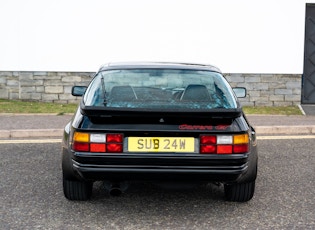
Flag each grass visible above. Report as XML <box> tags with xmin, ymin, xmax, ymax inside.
<box><xmin>243</xmin><ymin>106</ymin><xmax>302</xmax><ymax>115</ymax></box>
<box><xmin>0</xmin><ymin>99</ymin><xmax>303</xmax><ymax>115</ymax></box>
<box><xmin>0</xmin><ymin>99</ymin><xmax>78</xmax><ymax>114</ymax></box>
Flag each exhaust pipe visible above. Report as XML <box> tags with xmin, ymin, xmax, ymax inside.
<box><xmin>109</xmin><ymin>184</ymin><xmax>122</xmax><ymax>196</ymax></box>
<box><xmin>103</xmin><ymin>181</ymin><xmax>129</xmax><ymax>196</ymax></box>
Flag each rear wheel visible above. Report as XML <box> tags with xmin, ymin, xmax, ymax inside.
<box><xmin>63</xmin><ymin>177</ymin><xmax>93</xmax><ymax>201</ymax></box>
<box><xmin>224</xmin><ymin>180</ymin><xmax>255</xmax><ymax>202</ymax></box>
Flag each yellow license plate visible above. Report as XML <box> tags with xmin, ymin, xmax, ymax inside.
<box><xmin>128</xmin><ymin>137</ymin><xmax>195</xmax><ymax>152</ymax></box>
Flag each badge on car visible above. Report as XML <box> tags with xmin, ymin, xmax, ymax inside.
<box><xmin>128</xmin><ymin>137</ymin><xmax>195</xmax><ymax>152</ymax></box>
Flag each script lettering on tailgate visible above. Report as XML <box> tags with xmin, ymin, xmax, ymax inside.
<box><xmin>179</xmin><ymin>124</ymin><xmax>213</xmax><ymax>130</ymax></box>
<box><xmin>179</xmin><ymin>124</ymin><xmax>230</xmax><ymax>130</ymax></box>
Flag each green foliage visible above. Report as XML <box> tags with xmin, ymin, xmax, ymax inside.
<box><xmin>0</xmin><ymin>99</ymin><xmax>78</xmax><ymax>114</ymax></box>
<box><xmin>243</xmin><ymin>106</ymin><xmax>302</xmax><ymax>115</ymax></box>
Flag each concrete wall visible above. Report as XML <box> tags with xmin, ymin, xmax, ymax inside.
<box><xmin>0</xmin><ymin>71</ymin><xmax>302</xmax><ymax>106</ymax></box>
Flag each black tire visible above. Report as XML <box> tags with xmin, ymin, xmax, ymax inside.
<box><xmin>224</xmin><ymin>180</ymin><xmax>255</xmax><ymax>202</ymax></box>
<box><xmin>63</xmin><ymin>177</ymin><xmax>93</xmax><ymax>201</ymax></box>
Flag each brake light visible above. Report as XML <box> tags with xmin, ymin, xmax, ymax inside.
<box><xmin>200</xmin><ymin>145</ymin><xmax>216</xmax><ymax>154</ymax></box>
<box><xmin>200</xmin><ymin>135</ymin><xmax>216</xmax><ymax>144</ymax></box>
<box><xmin>200</xmin><ymin>134</ymin><xmax>249</xmax><ymax>154</ymax></box>
<box><xmin>107</xmin><ymin>134</ymin><xmax>123</xmax><ymax>143</ymax></box>
<box><xmin>107</xmin><ymin>144</ymin><xmax>123</xmax><ymax>152</ymax></box>
<box><xmin>72</xmin><ymin>132</ymin><xmax>123</xmax><ymax>153</ymax></box>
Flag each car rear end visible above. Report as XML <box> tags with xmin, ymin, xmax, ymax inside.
<box><xmin>69</xmin><ymin>112</ymin><xmax>254</xmax><ymax>182</ymax></box>
<box><xmin>62</xmin><ymin>63</ymin><xmax>258</xmax><ymax>202</ymax></box>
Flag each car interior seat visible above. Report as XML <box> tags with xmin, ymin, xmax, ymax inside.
<box><xmin>180</xmin><ymin>84</ymin><xmax>211</xmax><ymax>101</ymax></box>
<box><xmin>110</xmin><ymin>85</ymin><xmax>137</xmax><ymax>102</ymax></box>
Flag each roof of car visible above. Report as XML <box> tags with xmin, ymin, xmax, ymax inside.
<box><xmin>98</xmin><ymin>62</ymin><xmax>222</xmax><ymax>73</ymax></box>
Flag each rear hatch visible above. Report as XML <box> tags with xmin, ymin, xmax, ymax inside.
<box><xmin>72</xmin><ymin>105</ymin><xmax>251</xmax><ymax>156</ymax></box>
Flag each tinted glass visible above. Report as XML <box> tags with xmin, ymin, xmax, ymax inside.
<box><xmin>84</xmin><ymin>69</ymin><xmax>237</xmax><ymax>109</ymax></box>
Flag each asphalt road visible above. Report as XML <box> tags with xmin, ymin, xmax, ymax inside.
<box><xmin>1</xmin><ymin>138</ymin><xmax>315</xmax><ymax>229</ymax></box>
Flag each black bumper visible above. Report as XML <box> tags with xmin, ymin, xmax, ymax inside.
<box><xmin>70</xmin><ymin>153</ymin><xmax>250</xmax><ymax>182</ymax></box>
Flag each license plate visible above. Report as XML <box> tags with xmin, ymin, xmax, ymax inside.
<box><xmin>128</xmin><ymin>137</ymin><xmax>195</xmax><ymax>152</ymax></box>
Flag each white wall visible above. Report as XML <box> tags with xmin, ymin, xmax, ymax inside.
<box><xmin>0</xmin><ymin>0</ymin><xmax>314</xmax><ymax>73</ymax></box>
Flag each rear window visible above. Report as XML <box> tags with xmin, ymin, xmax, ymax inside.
<box><xmin>83</xmin><ymin>69</ymin><xmax>237</xmax><ymax>109</ymax></box>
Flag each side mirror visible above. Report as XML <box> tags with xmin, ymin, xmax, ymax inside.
<box><xmin>233</xmin><ymin>87</ymin><xmax>246</xmax><ymax>98</ymax></box>
<box><xmin>72</xmin><ymin>86</ymin><xmax>87</xmax><ymax>96</ymax></box>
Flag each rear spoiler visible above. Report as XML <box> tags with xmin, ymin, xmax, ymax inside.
<box><xmin>80</xmin><ymin>103</ymin><xmax>243</xmax><ymax>119</ymax></box>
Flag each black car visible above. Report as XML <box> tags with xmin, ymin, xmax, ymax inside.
<box><xmin>62</xmin><ymin>62</ymin><xmax>258</xmax><ymax>202</ymax></box>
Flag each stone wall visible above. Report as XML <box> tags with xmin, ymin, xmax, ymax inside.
<box><xmin>0</xmin><ymin>71</ymin><xmax>93</xmax><ymax>104</ymax></box>
<box><xmin>0</xmin><ymin>71</ymin><xmax>302</xmax><ymax>106</ymax></box>
<box><xmin>225</xmin><ymin>74</ymin><xmax>301</xmax><ymax>106</ymax></box>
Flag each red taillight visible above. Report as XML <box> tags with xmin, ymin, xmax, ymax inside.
<box><xmin>200</xmin><ymin>135</ymin><xmax>216</xmax><ymax>144</ymax></box>
<box><xmin>72</xmin><ymin>132</ymin><xmax>123</xmax><ymax>153</ymax></box>
<box><xmin>233</xmin><ymin>144</ymin><xmax>249</xmax><ymax>153</ymax></box>
<box><xmin>217</xmin><ymin>145</ymin><xmax>233</xmax><ymax>154</ymax></box>
<box><xmin>200</xmin><ymin>134</ymin><xmax>249</xmax><ymax>154</ymax></box>
<box><xmin>107</xmin><ymin>134</ymin><xmax>123</xmax><ymax>143</ymax></box>
<box><xmin>200</xmin><ymin>145</ymin><xmax>216</xmax><ymax>154</ymax></box>
<box><xmin>90</xmin><ymin>143</ymin><xmax>106</xmax><ymax>152</ymax></box>
<box><xmin>107</xmin><ymin>144</ymin><xmax>123</xmax><ymax>153</ymax></box>
<box><xmin>73</xmin><ymin>142</ymin><xmax>89</xmax><ymax>152</ymax></box>
<box><xmin>106</xmin><ymin>133</ymin><xmax>123</xmax><ymax>153</ymax></box>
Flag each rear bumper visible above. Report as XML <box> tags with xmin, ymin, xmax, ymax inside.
<box><xmin>70</xmin><ymin>153</ymin><xmax>250</xmax><ymax>182</ymax></box>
